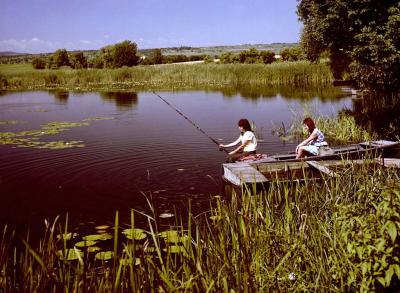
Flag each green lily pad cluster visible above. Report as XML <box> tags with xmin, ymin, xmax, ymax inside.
<box><xmin>0</xmin><ymin>117</ymin><xmax>113</xmax><ymax>149</ymax></box>
<box><xmin>57</xmin><ymin>248</ymin><xmax>83</xmax><ymax>261</ymax></box>
<box><xmin>122</xmin><ymin>228</ymin><xmax>147</xmax><ymax>240</ymax></box>
<box><xmin>159</xmin><ymin>230</ymin><xmax>191</xmax><ymax>258</ymax></box>
<box><xmin>83</xmin><ymin>117</ymin><xmax>115</xmax><ymax>121</ymax></box>
<box><xmin>0</xmin><ymin>120</ymin><xmax>20</xmax><ymax>125</ymax></box>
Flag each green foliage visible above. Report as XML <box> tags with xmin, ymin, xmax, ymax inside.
<box><xmin>151</xmin><ymin>48</ymin><xmax>163</xmax><ymax>64</ymax></box>
<box><xmin>112</xmin><ymin>40</ymin><xmax>139</xmax><ymax>68</ymax></box>
<box><xmin>92</xmin><ymin>41</ymin><xmax>139</xmax><ymax>68</ymax></box>
<box><xmin>280</xmin><ymin>47</ymin><xmax>304</xmax><ymax>62</ymax></box>
<box><xmin>276</xmin><ymin>111</ymin><xmax>375</xmax><ymax>145</ymax></box>
<box><xmin>31</xmin><ymin>57</ymin><xmax>46</xmax><ymax>69</ymax></box>
<box><xmin>331</xmin><ymin>185</ymin><xmax>400</xmax><ymax>291</ymax></box>
<box><xmin>203</xmin><ymin>55</ymin><xmax>213</xmax><ymax>64</ymax></box>
<box><xmin>88</xmin><ymin>55</ymin><xmax>104</xmax><ymax>68</ymax></box>
<box><xmin>238</xmin><ymin>48</ymin><xmax>275</xmax><ymax>64</ymax></box>
<box><xmin>51</xmin><ymin>49</ymin><xmax>70</xmax><ymax>68</ymax></box>
<box><xmin>0</xmin><ymin>61</ymin><xmax>334</xmax><ymax>90</ymax></box>
<box><xmin>163</xmin><ymin>54</ymin><xmax>189</xmax><ymax>64</ymax></box>
<box><xmin>219</xmin><ymin>52</ymin><xmax>234</xmax><ymax>64</ymax></box>
<box><xmin>1</xmin><ymin>166</ymin><xmax>399</xmax><ymax>291</ymax></box>
<box><xmin>297</xmin><ymin>0</ymin><xmax>400</xmax><ymax>93</ymax></box>
<box><xmin>70</xmin><ymin>51</ymin><xmax>87</xmax><ymax>69</ymax></box>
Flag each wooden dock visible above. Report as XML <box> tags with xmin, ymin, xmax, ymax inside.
<box><xmin>223</xmin><ymin>158</ymin><xmax>400</xmax><ymax>187</ymax></box>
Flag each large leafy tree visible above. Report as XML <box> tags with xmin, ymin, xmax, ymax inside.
<box><xmin>52</xmin><ymin>49</ymin><xmax>70</xmax><ymax>68</ymax></box>
<box><xmin>70</xmin><ymin>51</ymin><xmax>88</xmax><ymax>69</ymax></box>
<box><xmin>112</xmin><ymin>40</ymin><xmax>139</xmax><ymax>68</ymax></box>
<box><xmin>297</xmin><ymin>0</ymin><xmax>400</xmax><ymax>93</ymax></box>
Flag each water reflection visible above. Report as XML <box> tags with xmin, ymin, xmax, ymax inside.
<box><xmin>100</xmin><ymin>92</ymin><xmax>138</xmax><ymax>110</ymax></box>
<box><xmin>49</xmin><ymin>90</ymin><xmax>69</xmax><ymax>104</ymax></box>
<box><xmin>346</xmin><ymin>95</ymin><xmax>400</xmax><ymax>139</ymax></box>
<box><xmin>201</xmin><ymin>85</ymin><xmax>344</xmax><ymax>101</ymax></box>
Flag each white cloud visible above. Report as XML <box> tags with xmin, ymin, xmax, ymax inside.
<box><xmin>0</xmin><ymin>37</ymin><xmax>105</xmax><ymax>53</ymax></box>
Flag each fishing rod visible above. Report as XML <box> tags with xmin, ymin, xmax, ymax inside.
<box><xmin>152</xmin><ymin>91</ymin><xmax>228</xmax><ymax>154</ymax></box>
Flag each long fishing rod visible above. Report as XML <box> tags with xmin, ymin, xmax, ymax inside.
<box><xmin>153</xmin><ymin>91</ymin><xmax>228</xmax><ymax>153</ymax></box>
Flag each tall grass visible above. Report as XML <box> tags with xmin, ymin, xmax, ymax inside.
<box><xmin>274</xmin><ymin>110</ymin><xmax>377</xmax><ymax>145</ymax></box>
<box><xmin>1</xmin><ymin>162</ymin><xmax>399</xmax><ymax>292</ymax></box>
<box><xmin>0</xmin><ymin>61</ymin><xmax>333</xmax><ymax>91</ymax></box>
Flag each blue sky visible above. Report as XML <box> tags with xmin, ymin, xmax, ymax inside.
<box><xmin>0</xmin><ymin>0</ymin><xmax>302</xmax><ymax>53</ymax></box>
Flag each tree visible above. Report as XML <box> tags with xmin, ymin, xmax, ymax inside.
<box><xmin>52</xmin><ymin>49</ymin><xmax>70</xmax><ymax>68</ymax></box>
<box><xmin>32</xmin><ymin>57</ymin><xmax>46</xmax><ymax>69</ymax></box>
<box><xmin>88</xmin><ymin>55</ymin><xmax>104</xmax><ymax>68</ymax></box>
<box><xmin>112</xmin><ymin>40</ymin><xmax>139</xmax><ymax>68</ymax></box>
<box><xmin>70</xmin><ymin>52</ymin><xmax>88</xmax><ymax>69</ymax></box>
<box><xmin>259</xmin><ymin>50</ymin><xmax>275</xmax><ymax>64</ymax></box>
<box><xmin>280</xmin><ymin>47</ymin><xmax>304</xmax><ymax>62</ymax></box>
<box><xmin>219</xmin><ymin>52</ymin><xmax>233</xmax><ymax>64</ymax></box>
<box><xmin>297</xmin><ymin>0</ymin><xmax>400</xmax><ymax>93</ymax></box>
<box><xmin>151</xmin><ymin>48</ymin><xmax>163</xmax><ymax>64</ymax></box>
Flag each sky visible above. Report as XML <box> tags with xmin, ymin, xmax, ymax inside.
<box><xmin>0</xmin><ymin>0</ymin><xmax>302</xmax><ymax>54</ymax></box>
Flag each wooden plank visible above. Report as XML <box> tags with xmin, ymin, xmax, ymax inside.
<box><xmin>306</xmin><ymin>161</ymin><xmax>338</xmax><ymax>177</ymax></box>
<box><xmin>360</xmin><ymin>140</ymin><xmax>400</xmax><ymax>148</ymax></box>
<box><xmin>223</xmin><ymin>163</ymin><xmax>268</xmax><ymax>186</ymax></box>
<box><xmin>377</xmin><ymin>158</ymin><xmax>400</xmax><ymax>168</ymax></box>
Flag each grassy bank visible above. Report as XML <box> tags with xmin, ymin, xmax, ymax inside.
<box><xmin>0</xmin><ymin>61</ymin><xmax>333</xmax><ymax>91</ymax></box>
<box><xmin>1</xmin><ymin>162</ymin><xmax>399</xmax><ymax>292</ymax></box>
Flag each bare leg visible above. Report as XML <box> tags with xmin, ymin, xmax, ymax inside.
<box><xmin>296</xmin><ymin>148</ymin><xmax>307</xmax><ymax>159</ymax></box>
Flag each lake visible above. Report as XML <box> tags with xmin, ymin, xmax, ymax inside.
<box><xmin>0</xmin><ymin>89</ymin><xmax>352</xmax><ymax>231</ymax></box>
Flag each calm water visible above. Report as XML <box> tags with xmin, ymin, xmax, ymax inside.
<box><xmin>0</xmin><ymin>90</ymin><xmax>352</xmax><ymax>230</ymax></box>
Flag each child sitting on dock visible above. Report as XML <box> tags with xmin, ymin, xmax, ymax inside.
<box><xmin>219</xmin><ymin>118</ymin><xmax>257</xmax><ymax>163</ymax></box>
<box><xmin>296</xmin><ymin>117</ymin><xmax>328</xmax><ymax>159</ymax></box>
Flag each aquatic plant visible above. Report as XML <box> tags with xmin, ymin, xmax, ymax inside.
<box><xmin>0</xmin><ymin>162</ymin><xmax>399</xmax><ymax>292</ymax></box>
<box><xmin>273</xmin><ymin>110</ymin><xmax>376</xmax><ymax>145</ymax></box>
<box><xmin>0</xmin><ymin>61</ymin><xmax>333</xmax><ymax>91</ymax></box>
<box><xmin>0</xmin><ymin>116</ymin><xmax>113</xmax><ymax>149</ymax></box>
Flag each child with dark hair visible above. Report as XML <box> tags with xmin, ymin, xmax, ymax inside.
<box><xmin>296</xmin><ymin>117</ymin><xmax>327</xmax><ymax>159</ymax></box>
<box><xmin>219</xmin><ymin>118</ymin><xmax>257</xmax><ymax>163</ymax></box>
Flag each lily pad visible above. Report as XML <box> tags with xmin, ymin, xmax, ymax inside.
<box><xmin>56</xmin><ymin>232</ymin><xmax>78</xmax><ymax>240</ymax></box>
<box><xmin>75</xmin><ymin>240</ymin><xmax>97</xmax><ymax>247</ymax></box>
<box><xmin>83</xmin><ymin>117</ymin><xmax>114</xmax><ymax>121</ymax></box>
<box><xmin>95</xmin><ymin>251</ymin><xmax>114</xmax><ymax>260</ymax></box>
<box><xmin>82</xmin><ymin>233</ymin><xmax>113</xmax><ymax>241</ymax></box>
<box><xmin>120</xmin><ymin>258</ymin><xmax>141</xmax><ymax>266</ymax></box>
<box><xmin>87</xmin><ymin>246</ymin><xmax>102</xmax><ymax>253</ymax></box>
<box><xmin>95</xmin><ymin>225</ymin><xmax>110</xmax><ymax>230</ymax></box>
<box><xmin>163</xmin><ymin>245</ymin><xmax>189</xmax><ymax>257</ymax></box>
<box><xmin>57</xmin><ymin>248</ymin><xmax>83</xmax><ymax>261</ymax></box>
<box><xmin>0</xmin><ymin>120</ymin><xmax>20</xmax><ymax>125</ymax></box>
<box><xmin>160</xmin><ymin>231</ymin><xmax>187</xmax><ymax>243</ymax></box>
<box><xmin>159</xmin><ymin>213</ymin><xmax>174</xmax><ymax>219</ymax></box>
<box><xmin>122</xmin><ymin>228</ymin><xmax>147</xmax><ymax>240</ymax></box>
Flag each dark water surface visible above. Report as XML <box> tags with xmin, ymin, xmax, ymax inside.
<box><xmin>0</xmin><ymin>90</ymin><xmax>352</xmax><ymax>231</ymax></box>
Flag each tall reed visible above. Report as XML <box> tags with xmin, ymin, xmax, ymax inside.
<box><xmin>0</xmin><ymin>61</ymin><xmax>333</xmax><ymax>91</ymax></box>
<box><xmin>1</xmin><ymin>162</ymin><xmax>399</xmax><ymax>292</ymax></box>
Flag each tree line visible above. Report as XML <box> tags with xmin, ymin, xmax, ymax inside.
<box><xmin>29</xmin><ymin>41</ymin><xmax>304</xmax><ymax>70</ymax></box>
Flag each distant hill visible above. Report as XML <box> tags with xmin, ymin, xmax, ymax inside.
<box><xmin>141</xmin><ymin>43</ymin><xmax>299</xmax><ymax>57</ymax></box>
<box><xmin>0</xmin><ymin>51</ymin><xmax>27</xmax><ymax>56</ymax></box>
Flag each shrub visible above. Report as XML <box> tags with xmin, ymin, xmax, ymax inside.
<box><xmin>32</xmin><ymin>57</ymin><xmax>46</xmax><ymax>69</ymax></box>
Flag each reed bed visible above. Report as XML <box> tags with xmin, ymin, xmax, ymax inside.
<box><xmin>0</xmin><ymin>61</ymin><xmax>333</xmax><ymax>91</ymax></box>
<box><xmin>1</xmin><ymin>162</ymin><xmax>399</xmax><ymax>292</ymax></box>
<box><xmin>274</xmin><ymin>110</ymin><xmax>377</xmax><ymax>145</ymax></box>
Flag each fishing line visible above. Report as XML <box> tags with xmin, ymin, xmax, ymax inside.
<box><xmin>153</xmin><ymin>91</ymin><xmax>228</xmax><ymax>153</ymax></box>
